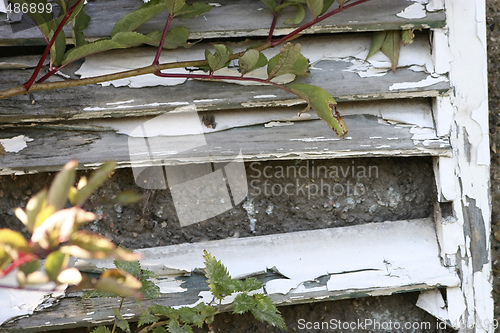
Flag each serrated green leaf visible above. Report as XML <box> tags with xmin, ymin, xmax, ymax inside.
<box><xmin>176</xmin><ymin>2</ymin><xmax>212</xmax><ymax>19</ymax></box>
<box><xmin>73</xmin><ymin>161</ymin><xmax>116</xmax><ymax>206</ymax></box>
<box><xmin>111</xmin><ymin>31</ymin><xmax>153</xmax><ymax>48</ymax></box>
<box><xmin>233</xmin><ymin>293</ymin><xmax>255</xmax><ymax>314</ymax></box>
<box><xmin>166</xmin><ymin>0</ymin><xmax>186</xmax><ymax>16</ymax></box>
<box><xmin>112</xmin><ymin>308</ymin><xmax>131</xmax><ymax>333</ymax></box>
<box><xmin>139</xmin><ymin>310</ymin><xmax>159</xmax><ymax>327</ymax></box>
<box><xmin>152</xmin><ymin>327</ymin><xmax>168</xmax><ymax>333</ymax></box>
<box><xmin>366</xmin><ymin>31</ymin><xmax>387</xmax><ymax>60</ymax></box>
<box><xmin>168</xmin><ymin>319</ymin><xmax>190</xmax><ymax>333</ymax></box>
<box><xmin>45</xmin><ymin>251</ymin><xmax>69</xmax><ymax>281</ymax></box>
<box><xmin>203</xmin><ymin>250</ymin><xmax>234</xmax><ymax>300</ymax></box>
<box><xmin>141</xmin><ymin>279</ymin><xmax>161</xmax><ymax>299</ymax></box>
<box><xmin>62</xmin><ymin>38</ymin><xmax>125</xmax><ymax>65</ymax></box>
<box><xmin>241</xmin><ymin>277</ymin><xmax>263</xmax><ymax>292</ymax></box>
<box><xmin>91</xmin><ymin>326</ymin><xmax>112</xmax><ymax>333</ymax></box>
<box><xmin>250</xmin><ymin>294</ymin><xmax>286</xmax><ymax>331</ymax></box>
<box><xmin>289</xmin><ymin>53</ymin><xmax>310</xmax><ymax>76</ymax></box>
<box><xmin>114</xmin><ymin>260</ymin><xmax>141</xmax><ymax>277</ymax></box>
<box><xmin>205</xmin><ymin>44</ymin><xmax>232</xmax><ymax>72</ymax></box>
<box><xmin>267</xmin><ymin>43</ymin><xmax>302</xmax><ymax>79</ymax></box>
<box><xmin>146</xmin><ymin>26</ymin><xmax>191</xmax><ymax>49</ymax></box>
<box><xmin>150</xmin><ymin>304</ymin><xmax>179</xmax><ymax>318</ymax></box>
<box><xmin>306</xmin><ymin>0</ymin><xmax>323</xmax><ymax>18</ymax></box>
<box><xmin>381</xmin><ymin>30</ymin><xmax>401</xmax><ymax>73</ymax></box>
<box><xmin>285</xmin><ymin>4</ymin><xmax>306</xmax><ymax>24</ymax></box>
<box><xmin>402</xmin><ymin>29</ymin><xmax>415</xmax><ymax>45</ymax></box>
<box><xmin>289</xmin><ymin>83</ymin><xmax>347</xmax><ymax>138</ymax></box>
<box><xmin>111</xmin><ymin>0</ymin><xmax>167</xmax><ymax>36</ymax></box>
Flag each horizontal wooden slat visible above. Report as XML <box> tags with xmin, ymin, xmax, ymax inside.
<box><xmin>0</xmin><ymin>34</ymin><xmax>448</xmax><ymax>124</ymax></box>
<box><xmin>0</xmin><ymin>0</ymin><xmax>446</xmax><ymax>46</ymax></box>
<box><xmin>1</xmin><ymin>218</ymin><xmax>459</xmax><ymax>332</ymax></box>
<box><xmin>0</xmin><ymin>99</ymin><xmax>451</xmax><ymax>175</ymax></box>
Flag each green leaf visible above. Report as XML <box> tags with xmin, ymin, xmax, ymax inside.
<box><xmin>114</xmin><ymin>260</ymin><xmax>141</xmax><ymax>277</ymax></box>
<box><xmin>63</xmin><ymin>39</ymin><xmax>126</xmax><ymax>65</ymax></box>
<box><xmin>112</xmin><ymin>308</ymin><xmax>131</xmax><ymax>333</ymax></box>
<box><xmin>165</xmin><ymin>0</ymin><xmax>186</xmax><ymax>16</ymax></box>
<box><xmin>240</xmin><ymin>277</ymin><xmax>263</xmax><ymax>292</ymax></box>
<box><xmin>0</xmin><ymin>229</ymin><xmax>29</xmax><ymax>249</ymax></box>
<box><xmin>49</xmin><ymin>30</ymin><xmax>67</xmax><ymax>70</ymax></box>
<box><xmin>205</xmin><ymin>44</ymin><xmax>232</xmax><ymax>72</ymax></box>
<box><xmin>73</xmin><ymin>161</ymin><xmax>116</xmax><ymax>206</ymax></box>
<box><xmin>111</xmin><ymin>31</ymin><xmax>153</xmax><ymax>48</ymax></box>
<box><xmin>0</xmin><ymin>247</ymin><xmax>12</xmax><ymax>271</ymax></box>
<box><xmin>267</xmin><ymin>43</ymin><xmax>302</xmax><ymax>79</ymax></box>
<box><xmin>250</xmin><ymin>294</ymin><xmax>287</xmax><ymax>331</ymax></box>
<box><xmin>306</xmin><ymin>0</ymin><xmax>323</xmax><ymax>18</ymax></box>
<box><xmin>22</xmin><ymin>189</ymin><xmax>49</xmax><ymax>232</ymax></box>
<box><xmin>233</xmin><ymin>293</ymin><xmax>255</xmax><ymax>314</ymax></box>
<box><xmin>203</xmin><ymin>250</ymin><xmax>234</xmax><ymax>300</ymax></box>
<box><xmin>111</xmin><ymin>190</ymin><xmax>143</xmax><ymax>205</ymax></box>
<box><xmin>239</xmin><ymin>49</ymin><xmax>261</xmax><ymax>75</ymax></box>
<box><xmin>261</xmin><ymin>0</ymin><xmax>277</xmax><ymax>11</ymax></box>
<box><xmin>139</xmin><ymin>310</ymin><xmax>159</xmax><ymax>327</ymax></box>
<box><xmin>95</xmin><ymin>268</ymin><xmax>143</xmax><ymax>299</ymax></box>
<box><xmin>141</xmin><ymin>279</ymin><xmax>161</xmax><ymax>299</ymax></box>
<box><xmin>147</xmin><ymin>27</ymin><xmax>191</xmax><ymax>49</ymax></box>
<box><xmin>285</xmin><ymin>4</ymin><xmax>306</xmax><ymax>25</ymax></box>
<box><xmin>71</xmin><ymin>2</ymin><xmax>90</xmax><ymax>47</ymax></box>
<box><xmin>153</xmin><ymin>327</ymin><xmax>168</xmax><ymax>333</ymax></box>
<box><xmin>380</xmin><ymin>30</ymin><xmax>401</xmax><ymax>73</ymax></box>
<box><xmin>111</xmin><ymin>0</ymin><xmax>167</xmax><ymax>36</ymax></box>
<box><xmin>366</xmin><ymin>31</ymin><xmax>387</xmax><ymax>60</ymax></box>
<box><xmin>10</xmin><ymin>0</ymin><xmax>54</xmax><ymax>37</ymax></box>
<box><xmin>91</xmin><ymin>327</ymin><xmax>112</xmax><ymax>333</ymax></box>
<box><xmin>320</xmin><ymin>0</ymin><xmax>335</xmax><ymax>14</ymax></box>
<box><xmin>168</xmin><ymin>319</ymin><xmax>190</xmax><ymax>333</ymax></box>
<box><xmin>19</xmin><ymin>260</ymin><xmax>40</xmax><ymax>276</ymax></box>
<box><xmin>45</xmin><ymin>251</ymin><xmax>69</xmax><ymax>281</ymax></box>
<box><xmin>176</xmin><ymin>2</ymin><xmax>212</xmax><ymax>19</ymax></box>
<box><xmin>288</xmin><ymin>83</ymin><xmax>347</xmax><ymax>138</ymax></box>
<box><xmin>150</xmin><ymin>304</ymin><xmax>179</xmax><ymax>318</ymax></box>
<box><xmin>402</xmin><ymin>29</ymin><xmax>415</xmax><ymax>45</ymax></box>
<box><xmin>47</xmin><ymin>159</ymin><xmax>77</xmax><ymax>211</ymax></box>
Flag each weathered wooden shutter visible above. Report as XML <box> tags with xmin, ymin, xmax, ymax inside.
<box><xmin>0</xmin><ymin>0</ymin><xmax>492</xmax><ymax>331</ymax></box>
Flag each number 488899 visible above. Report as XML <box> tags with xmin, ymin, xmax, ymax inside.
<box><xmin>6</xmin><ymin>1</ymin><xmax>53</xmax><ymax>14</ymax></box>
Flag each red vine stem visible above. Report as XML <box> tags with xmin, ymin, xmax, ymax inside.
<box><xmin>24</xmin><ymin>0</ymin><xmax>84</xmax><ymax>91</ymax></box>
<box><xmin>0</xmin><ymin>252</ymin><xmax>38</xmax><ymax>277</ymax></box>
<box><xmin>153</xmin><ymin>13</ymin><xmax>173</xmax><ymax>66</ymax></box>
<box><xmin>271</xmin><ymin>0</ymin><xmax>373</xmax><ymax>47</ymax></box>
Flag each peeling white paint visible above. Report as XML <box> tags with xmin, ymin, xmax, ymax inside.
<box><xmin>389</xmin><ymin>75</ymin><xmax>448</xmax><ymax>91</ymax></box>
<box><xmin>396</xmin><ymin>3</ymin><xmax>427</xmax><ymax>19</ymax></box>
<box><xmin>0</xmin><ymin>135</ymin><xmax>33</xmax><ymax>153</ymax></box>
<box><xmin>416</xmin><ymin>289</ymin><xmax>449</xmax><ymax>322</ymax></box>
<box><xmin>83</xmin><ymin>101</ymin><xmax>189</xmax><ymax>112</ymax></box>
<box><xmin>254</xmin><ymin>94</ymin><xmax>277</xmax><ymax>99</ymax></box>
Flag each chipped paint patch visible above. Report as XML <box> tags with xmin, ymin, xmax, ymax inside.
<box><xmin>0</xmin><ymin>135</ymin><xmax>33</xmax><ymax>153</ymax></box>
<box><xmin>254</xmin><ymin>94</ymin><xmax>278</xmax><ymax>99</ymax></box>
<box><xmin>389</xmin><ymin>75</ymin><xmax>448</xmax><ymax>91</ymax></box>
<box><xmin>289</xmin><ymin>137</ymin><xmax>341</xmax><ymax>142</ymax></box>
<box><xmin>397</xmin><ymin>3</ymin><xmax>427</xmax><ymax>19</ymax></box>
<box><xmin>83</xmin><ymin>101</ymin><xmax>189</xmax><ymax>112</ymax></box>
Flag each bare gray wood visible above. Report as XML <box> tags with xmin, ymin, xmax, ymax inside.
<box><xmin>0</xmin><ymin>0</ymin><xmax>445</xmax><ymax>46</ymax></box>
<box><xmin>0</xmin><ymin>113</ymin><xmax>450</xmax><ymax>174</ymax></box>
<box><xmin>0</xmin><ymin>58</ymin><xmax>449</xmax><ymax>124</ymax></box>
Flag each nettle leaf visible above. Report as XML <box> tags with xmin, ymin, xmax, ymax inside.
<box><xmin>178</xmin><ymin>306</ymin><xmax>207</xmax><ymax>328</ymax></box>
<box><xmin>306</xmin><ymin>0</ymin><xmax>323</xmax><ymax>18</ymax></box>
<box><xmin>168</xmin><ymin>319</ymin><xmax>192</xmax><ymax>333</ymax></box>
<box><xmin>165</xmin><ymin>0</ymin><xmax>186</xmax><ymax>16</ymax></box>
<box><xmin>138</xmin><ymin>310</ymin><xmax>159</xmax><ymax>327</ymax></box>
<box><xmin>112</xmin><ymin>308</ymin><xmax>131</xmax><ymax>333</ymax></box>
<box><xmin>380</xmin><ymin>30</ymin><xmax>401</xmax><ymax>73</ymax></box>
<box><xmin>205</xmin><ymin>44</ymin><xmax>233</xmax><ymax>72</ymax></box>
<box><xmin>147</xmin><ymin>27</ymin><xmax>191</xmax><ymax>49</ymax></box>
<box><xmin>111</xmin><ymin>0</ymin><xmax>167</xmax><ymax>36</ymax></box>
<box><xmin>175</xmin><ymin>2</ymin><xmax>212</xmax><ymax>19</ymax></box>
<box><xmin>111</xmin><ymin>31</ymin><xmax>153</xmax><ymax>48</ymax></box>
<box><xmin>150</xmin><ymin>304</ymin><xmax>179</xmax><ymax>318</ymax></box>
<box><xmin>267</xmin><ymin>43</ymin><xmax>304</xmax><ymax>79</ymax></box>
<box><xmin>233</xmin><ymin>293</ymin><xmax>255</xmax><ymax>314</ymax></box>
<box><xmin>289</xmin><ymin>83</ymin><xmax>347</xmax><ymax>138</ymax></box>
<box><xmin>91</xmin><ymin>327</ymin><xmax>111</xmax><ymax>333</ymax></box>
<box><xmin>250</xmin><ymin>294</ymin><xmax>287</xmax><ymax>331</ymax></box>
<box><xmin>45</xmin><ymin>251</ymin><xmax>69</xmax><ymax>281</ymax></box>
<box><xmin>203</xmin><ymin>250</ymin><xmax>234</xmax><ymax>300</ymax></box>
<box><xmin>114</xmin><ymin>259</ymin><xmax>141</xmax><ymax>277</ymax></box>
<box><xmin>141</xmin><ymin>279</ymin><xmax>161</xmax><ymax>299</ymax></box>
<box><xmin>152</xmin><ymin>326</ymin><xmax>168</xmax><ymax>333</ymax></box>
<box><xmin>402</xmin><ymin>29</ymin><xmax>415</xmax><ymax>45</ymax></box>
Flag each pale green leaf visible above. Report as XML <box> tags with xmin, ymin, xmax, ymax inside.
<box><xmin>402</xmin><ymin>29</ymin><xmax>415</xmax><ymax>45</ymax></box>
<box><xmin>239</xmin><ymin>49</ymin><xmax>260</xmax><ymax>75</ymax></box>
<box><xmin>71</xmin><ymin>2</ymin><xmax>90</xmax><ymax>47</ymax></box>
<box><xmin>285</xmin><ymin>4</ymin><xmax>306</xmax><ymax>24</ymax></box>
<box><xmin>111</xmin><ymin>0</ymin><xmax>167</xmax><ymax>36</ymax></box>
<box><xmin>73</xmin><ymin>161</ymin><xmax>116</xmax><ymax>206</ymax></box>
<box><xmin>62</xmin><ymin>38</ymin><xmax>126</xmax><ymax>65</ymax></box>
<box><xmin>176</xmin><ymin>2</ymin><xmax>212</xmax><ymax>19</ymax></box>
<box><xmin>0</xmin><ymin>228</ymin><xmax>29</xmax><ymax>249</ymax></box>
<box><xmin>0</xmin><ymin>247</ymin><xmax>12</xmax><ymax>271</ymax></box>
<box><xmin>45</xmin><ymin>251</ymin><xmax>69</xmax><ymax>281</ymax></box>
<box><xmin>146</xmin><ymin>27</ymin><xmax>191</xmax><ymax>49</ymax></box>
<box><xmin>288</xmin><ymin>83</ymin><xmax>347</xmax><ymax>138</ymax></box>
<box><xmin>381</xmin><ymin>30</ymin><xmax>401</xmax><ymax>73</ymax></box>
<box><xmin>165</xmin><ymin>0</ymin><xmax>186</xmax><ymax>16</ymax></box>
<box><xmin>267</xmin><ymin>43</ymin><xmax>302</xmax><ymax>79</ymax></box>
<box><xmin>111</xmin><ymin>31</ymin><xmax>153</xmax><ymax>48</ymax></box>
<box><xmin>366</xmin><ymin>31</ymin><xmax>387</xmax><ymax>60</ymax></box>
<box><xmin>306</xmin><ymin>0</ymin><xmax>323</xmax><ymax>18</ymax></box>
<box><xmin>261</xmin><ymin>0</ymin><xmax>277</xmax><ymax>11</ymax></box>
<box><xmin>233</xmin><ymin>293</ymin><xmax>255</xmax><ymax>314</ymax></box>
<box><xmin>205</xmin><ymin>44</ymin><xmax>232</xmax><ymax>72</ymax></box>
<box><xmin>22</xmin><ymin>189</ymin><xmax>48</xmax><ymax>232</ymax></box>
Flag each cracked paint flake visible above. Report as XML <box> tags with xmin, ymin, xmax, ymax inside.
<box><xmin>397</xmin><ymin>3</ymin><xmax>427</xmax><ymax>19</ymax></box>
<box><xmin>0</xmin><ymin>135</ymin><xmax>33</xmax><ymax>153</ymax></box>
<box><xmin>389</xmin><ymin>75</ymin><xmax>448</xmax><ymax>91</ymax></box>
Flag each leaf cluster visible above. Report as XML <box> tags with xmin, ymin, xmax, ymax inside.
<box><xmin>0</xmin><ymin>160</ymin><xmax>144</xmax><ymax>299</ymax></box>
<box><xmin>366</xmin><ymin>29</ymin><xmax>415</xmax><ymax>73</ymax></box>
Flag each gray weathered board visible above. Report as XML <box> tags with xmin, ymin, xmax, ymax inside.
<box><xmin>0</xmin><ymin>0</ymin><xmax>445</xmax><ymax>45</ymax></box>
<box><xmin>1</xmin><ymin>218</ymin><xmax>459</xmax><ymax>332</ymax></box>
